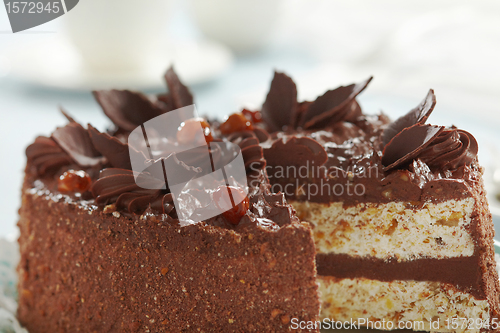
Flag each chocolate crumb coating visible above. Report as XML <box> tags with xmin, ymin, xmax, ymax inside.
<box><xmin>17</xmin><ymin>179</ymin><xmax>319</xmax><ymax>332</ymax></box>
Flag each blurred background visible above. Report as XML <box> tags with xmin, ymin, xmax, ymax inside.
<box><xmin>1</xmin><ymin>0</ymin><xmax>500</xmax><ymax>239</ymax></box>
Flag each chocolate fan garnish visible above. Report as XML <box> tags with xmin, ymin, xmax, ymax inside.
<box><xmin>299</xmin><ymin>77</ymin><xmax>372</xmax><ymax>129</ymax></box>
<box><xmin>261</xmin><ymin>72</ymin><xmax>298</xmax><ymax>132</ymax></box>
<box><xmin>52</xmin><ymin>122</ymin><xmax>104</xmax><ymax>167</ymax></box>
<box><xmin>93</xmin><ymin>89</ymin><xmax>164</xmax><ymax>132</ymax></box>
<box><xmin>382</xmin><ymin>124</ymin><xmax>444</xmax><ymax>171</ymax></box>
<box><xmin>382</xmin><ymin>89</ymin><xmax>436</xmax><ymax>147</ymax></box>
<box><xmin>164</xmin><ymin>66</ymin><xmax>194</xmax><ymax>109</ymax></box>
<box><xmin>88</xmin><ymin>124</ymin><xmax>145</xmax><ymax>170</ymax></box>
<box><xmin>264</xmin><ymin>136</ymin><xmax>328</xmax><ymax>167</ymax></box>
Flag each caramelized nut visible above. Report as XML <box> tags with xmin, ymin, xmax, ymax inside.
<box><xmin>220</xmin><ymin>113</ymin><xmax>253</xmax><ymax>135</ymax></box>
<box><xmin>241</xmin><ymin>109</ymin><xmax>262</xmax><ymax>124</ymax></box>
<box><xmin>213</xmin><ymin>186</ymin><xmax>249</xmax><ymax>225</ymax></box>
<box><xmin>58</xmin><ymin>170</ymin><xmax>91</xmax><ymax>193</ymax></box>
<box><xmin>177</xmin><ymin>118</ymin><xmax>213</xmax><ymax>145</ymax></box>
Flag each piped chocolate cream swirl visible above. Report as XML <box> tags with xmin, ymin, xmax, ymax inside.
<box><xmin>418</xmin><ymin>128</ymin><xmax>478</xmax><ymax>170</ymax></box>
<box><xmin>226</xmin><ymin>128</ymin><xmax>269</xmax><ymax>181</ymax></box>
<box><xmin>91</xmin><ymin>168</ymin><xmax>176</xmax><ymax>216</ymax></box>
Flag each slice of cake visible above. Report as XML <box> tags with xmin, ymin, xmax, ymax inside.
<box><xmin>258</xmin><ymin>72</ymin><xmax>500</xmax><ymax>332</ymax></box>
<box><xmin>17</xmin><ymin>69</ymin><xmax>320</xmax><ymax>332</ymax></box>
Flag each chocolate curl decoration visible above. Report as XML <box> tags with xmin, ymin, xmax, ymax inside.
<box><xmin>52</xmin><ymin>122</ymin><xmax>104</xmax><ymax>167</ymax></box>
<box><xmin>382</xmin><ymin>89</ymin><xmax>436</xmax><ymax>147</ymax></box>
<box><xmin>264</xmin><ymin>136</ymin><xmax>328</xmax><ymax>167</ymax></box>
<box><xmin>164</xmin><ymin>66</ymin><xmax>194</xmax><ymax>109</ymax></box>
<box><xmin>93</xmin><ymin>89</ymin><xmax>165</xmax><ymax>132</ymax></box>
<box><xmin>91</xmin><ymin>168</ymin><xmax>175</xmax><ymax>215</ymax></box>
<box><xmin>26</xmin><ymin>136</ymin><xmax>73</xmax><ymax>176</ymax></box>
<box><xmin>261</xmin><ymin>72</ymin><xmax>298</xmax><ymax>132</ymax></box>
<box><xmin>299</xmin><ymin>77</ymin><xmax>372</xmax><ymax>129</ymax></box>
<box><xmin>382</xmin><ymin>124</ymin><xmax>444</xmax><ymax>171</ymax></box>
<box><xmin>88</xmin><ymin>124</ymin><xmax>145</xmax><ymax>170</ymax></box>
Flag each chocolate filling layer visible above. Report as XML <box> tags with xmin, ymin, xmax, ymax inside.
<box><xmin>316</xmin><ymin>253</ymin><xmax>485</xmax><ymax>300</ymax></box>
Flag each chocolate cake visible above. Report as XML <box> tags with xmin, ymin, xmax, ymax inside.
<box><xmin>17</xmin><ymin>68</ymin><xmax>320</xmax><ymax>332</ymax></box>
<box><xmin>259</xmin><ymin>72</ymin><xmax>500</xmax><ymax>332</ymax></box>
<box><xmin>17</xmin><ymin>67</ymin><xmax>500</xmax><ymax>332</ymax></box>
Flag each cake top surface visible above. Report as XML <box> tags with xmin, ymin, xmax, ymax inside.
<box><xmin>25</xmin><ymin>67</ymin><xmax>481</xmax><ymax>227</ymax></box>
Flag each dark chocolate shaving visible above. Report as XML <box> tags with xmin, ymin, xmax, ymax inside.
<box><xmin>382</xmin><ymin>89</ymin><xmax>436</xmax><ymax>147</ymax></box>
<box><xmin>343</xmin><ymin>100</ymin><xmax>363</xmax><ymax>123</ymax></box>
<box><xmin>88</xmin><ymin>125</ymin><xmax>145</xmax><ymax>170</ymax></box>
<box><xmin>51</xmin><ymin>122</ymin><xmax>104</xmax><ymax>167</ymax></box>
<box><xmin>60</xmin><ymin>108</ymin><xmax>77</xmax><ymax>123</ymax></box>
<box><xmin>300</xmin><ymin>77</ymin><xmax>372</xmax><ymax>129</ymax></box>
<box><xmin>264</xmin><ymin>136</ymin><xmax>328</xmax><ymax>167</ymax></box>
<box><xmin>26</xmin><ymin>136</ymin><xmax>73</xmax><ymax>176</ymax></box>
<box><xmin>261</xmin><ymin>72</ymin><xmax>298</xmax><ymax>132</ymax></box>
<box><xmin>164</xmin><ymin>66</ymin><xmax>194</xmax><ymax>109</ymax></box>
<box><xmin>382</xmin><ymin>124</ymin><xmax>444</xmax><ymax>171</ymax></box>
<box><xmin>93</xmin><ymin>90</ymin><xmax>164</xmax><ymax>132</ymax></box>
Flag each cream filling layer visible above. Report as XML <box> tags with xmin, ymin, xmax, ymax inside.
<box><xmin>318</xmin><ymin>276</ymin><xmax>490</xmax><ymax>333</ymax></box>
<box><xmin>291</xmin><ymin>199</ymin><xmax>475</xmax><ymax>261</ymax></box>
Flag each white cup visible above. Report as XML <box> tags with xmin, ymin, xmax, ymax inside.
<box><xmin>62</xmin><ymin>0</ymin><xmax>171</xmax><ymax>72</ymax></box>
<box><xmin>189</xmin><ymin>0</ymin><xmax>282</xmax><ymax>54</ymax></box>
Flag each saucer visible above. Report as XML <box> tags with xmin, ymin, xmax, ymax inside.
<box><xmin>4</xmin><ymin>36</ymin><xmax>234</xmax><ymax>91</ymax></box>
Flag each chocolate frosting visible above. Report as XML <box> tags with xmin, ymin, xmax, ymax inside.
<box><xmin>316</xmin><ymin>253</ymin><xmax>485</xmax><ymax>300</ymax></box>
<box><xmin>26</xmin><ymin>136</ymin><xmax>73</xmax><ymax>176</ymax></box>
<box><xmin>51</xmin><ymin>122</ymin><xmax>104</xmax><ymax>167</ymax></box>
<box><xmin>264</xmin><ymin>135</ymin><xmax>328</xmax><ymax>167</ymax></box>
